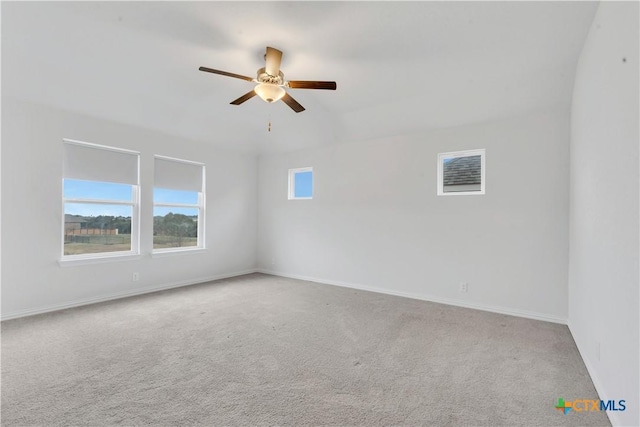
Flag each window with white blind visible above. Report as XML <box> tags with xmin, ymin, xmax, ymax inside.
<box><xmin>153</xmin><ymin>155</ymin><xmax>205</xmax><ymax>252</ymax></box>
<box><xmin>62</xmin><ymin>139</ymin><xmax>140</xmax><ymax>259</ymax></box>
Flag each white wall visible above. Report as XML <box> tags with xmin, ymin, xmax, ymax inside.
<box><xmin>258</xmin><ymin>107</ymin><xmax>570</xmax><ymax>322</ymax></box>
<box><xmin>568</xmin><ymin>2</ymin><xmax>639</xmax><ymax>426</ymax></box>
<box><xmin>1</xmin><ymin>98</ymin><xmax>258</xmax><ymax>319</ymax></box>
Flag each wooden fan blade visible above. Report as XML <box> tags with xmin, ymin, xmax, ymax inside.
<box><xmin>199</xmin><ymin>66</ymin><xmax>254</xmax><ymax>82</ymax></box>
<box><xmin>287</xmin><ymin>81</ymin><xmax>337</xmax><ymax>90</ymax></box>
<box><xmin>265</xmin><ymin>47</ymin><xmax>283</xmax><ymax>77</ymax></box>
<box><xmin>230</xmin><ymin>90</ymin><xmax>257</xmax><ymax>105</ymax></box>
<box><xmin>281</xmin><ymin>92</ymin><xmax>305</xmax><ymax>113</ymax></box>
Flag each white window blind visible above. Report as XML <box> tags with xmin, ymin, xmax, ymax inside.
<box><xmin>154</xmin><ymin>156</ymin><xmax>204</xmax><ymax>192</ymax></box>
<box><xmin>63</xmin><ymin>140</ymin><xmax>139</xmax><ymax>185</ymax></box>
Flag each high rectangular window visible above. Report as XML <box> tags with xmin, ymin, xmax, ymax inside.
<box><xmin>437</xmin><ymin>149</ymin><xmax>485</xmax><ymax>196</ymax></box>
<box><xmin>153</xmin><ymin>156</ymin><xmax>205</xmax><ymax>252</ymax></box>
<box><xmin>288</xmin><ymin>167</ymin><xmax>313</xmax><ymax>200</ymax></box>
<box><xmin>62</xmin><ymin>140</ymin><xmax>140</xmax><ymax>258</ymax></box>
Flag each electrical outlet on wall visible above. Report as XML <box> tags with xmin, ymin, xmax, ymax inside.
<box><xmin>459</xmin><ymin>282</ymin><xmax>468</xmax><ymax>293</ymax></box>
<box><xmin>132</xmin><ymin>272</ymin><xmax>140</xmax><ymax>282</ymax></box>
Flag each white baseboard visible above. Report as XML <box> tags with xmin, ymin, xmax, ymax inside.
<box><xmin>1</xmin><ymin>269</ymin><xmax>258</xmax><ymax>321</ymax></box>
<box><xmin>568</xmin><ymin>322</ymin><xmax>623</xmax><ymax>427</ymax></box>
<box><xmin>257</xmin><ymin>269</ymin><xmax>568</xmax><ymax>325</ymax></box>
<box><xmin>4</xmin><ymin>268</ymin><xmax>567</xmax><ymax>325</ymax></box>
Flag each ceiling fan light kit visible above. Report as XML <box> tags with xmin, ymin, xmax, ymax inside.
<box><xmin>254</xmin><ymin>83</ymin><xmax>286</xmax><ymax>103</ymax></box>
<box><xmin>199</xmin><ymin>46</ymin><xmax>336</xmax><ymax>113</ymax></box>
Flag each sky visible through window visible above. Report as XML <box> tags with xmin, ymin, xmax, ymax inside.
<box><xmin>153</xmin><ymin>188</ymin><xmax>199</xmax><ymax>216</ymax></box>
<box><xmin>64</xmin><ymin>179</ymin><xmax>198</xmax><ymax>216</ymax></box>
<box><xmin>294</xmin><ymin>171</ymin><xmax>313</xmax><ymax>198</ymax></box>
<box><xmin>64</xmin><ymin>179</ymin><xmax>132</xmax><ymax>201</ymax></box>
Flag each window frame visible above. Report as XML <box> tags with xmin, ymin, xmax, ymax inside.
<box><xmin>437</xmin><ymin>148</ymin><xmax>486</xmax><ymax>196</ymax></box>
<box><xmin>61</xmin><ymin>139</ymin><xmax>141</xmax><ymax>262</ymax></box>
<box><xmin>152</xmin><ymin>155</ymin><xmax>206</xmax><ymax>254</ymax></box>
<box><xmin>288</xmin><ymin>167</ymin><xmax>314</xmax><ymax>200</ymax></box>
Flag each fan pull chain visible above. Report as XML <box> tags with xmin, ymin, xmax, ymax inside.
<box><xmin>268</xmin><ymin>114</ymin><xmax>272</xmax><ymax>132</ymax></box>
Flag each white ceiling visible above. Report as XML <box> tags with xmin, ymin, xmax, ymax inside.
<box><xmin>2</xmin><ymin>1</ymin><xmax>598</xmax><ymax>154</ymax></box>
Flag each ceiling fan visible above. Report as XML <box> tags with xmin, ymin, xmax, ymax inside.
<box><xmin>199</xmin><ymin>46</ymin><xmax>336</xmax><ymax>113</ymax></box>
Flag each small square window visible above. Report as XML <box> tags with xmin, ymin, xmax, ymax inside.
<box><xmin>437</xmin><ymin>149</ymin><xmax>485</xmax><ymax>196</ymax></box>
<box><xmin>288</xmin><ymin>167</ymin><xmax>313</xmax><ymax>200</ymax></box>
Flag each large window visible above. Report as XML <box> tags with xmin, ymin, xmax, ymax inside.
<box><xmin>437</xmin><ymin>149</ymin><xmax>485</xmax><ymax>196</ymax></box>
<box><xmin>288</xmin><ymin>167</ymin><xmax>313</xmax><ymax>200</ymax></box>
<box><xmin>153</xmin><ymin>156</ymin><xmax>205</xmax><ymax>252</ymax></box>
<box><xmin>62</xmin><ymin>140</ymin><xmax>140</xmax><ymax>258</ymax></box>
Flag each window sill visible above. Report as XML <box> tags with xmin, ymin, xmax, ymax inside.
<box><xmin>437</xmin><ymin>191</ymin><xmax>486</xmax><ymax>196</ymax></box>
<box><xmin>151</xmin><ymin>247</ymin><xmax>207</xmax><ymax>258</ymax></box>
<box><xmin>59</xmin><ymin>253</ymin><xmax>142</xmax><ymax>267</ymax></box>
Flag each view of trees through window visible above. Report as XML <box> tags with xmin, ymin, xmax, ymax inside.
<box><xmin>153</xmin><ymin>211</ymin><xmax>198</xmax><ymax>249</ymax></box>
<box><xmin>152</xmin><ymin>187</ymin><xmax>201</xmax><ymax>250</ymax></box>
<box><xmin>64</xmin><ymin>210</ymin><xmax>199</xmax><ymax>255</ymax></box>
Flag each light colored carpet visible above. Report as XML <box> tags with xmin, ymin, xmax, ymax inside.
<box><xmin>1</xmin><ymin>273</ymin><xmax>609</xmax><ymax>426</ymax></box>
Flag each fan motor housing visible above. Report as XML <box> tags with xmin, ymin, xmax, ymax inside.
<box><xmin>256</xmin><ymin>67</ymin><xmax>284</xmax><ymax>85</ymax></box>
